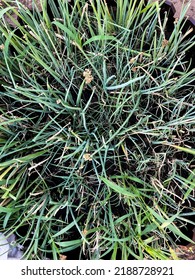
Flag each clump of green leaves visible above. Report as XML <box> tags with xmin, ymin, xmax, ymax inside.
<box><xmin>0</xmin><ymin>0</ymin><xmax>194</xmax><ymax>260</ymax></box>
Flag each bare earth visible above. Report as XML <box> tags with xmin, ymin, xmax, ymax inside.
<box><xmin>0</xmin><ymin>0</ymin><xmax>42</xmax><ymax>26</ymax></box>
<box><xmin>165</xmin><ymin>0</ymin><xmax>195</xmax><ymax>24</ymax></box>
<box><xmin>152</xmin><ymin>0</ymin><xmax>195</xmax><ymax>24</ymax></box>
<box><xmin>0</xmin><ymin>0</ymin><xmax>42</xmax><ymax>9</ymax></box>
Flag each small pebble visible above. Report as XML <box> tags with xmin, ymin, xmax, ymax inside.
<box><xmin>0</xmin><ymin>233</ymin><xmax>23</xmax><ymax>260</ymax></box>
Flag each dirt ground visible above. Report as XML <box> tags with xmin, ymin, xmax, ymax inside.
<box><xmin>0</xmin><ymin>0</ymin><xmax>41</xmax><ymax>9</ymax></box>
<box><xmin>0</xmin><ymin>0</ymin><xmax>42</xmax><ymax>26</ymax></box>
<box><xmin>152</xmin><ymin>1</ymin><xmax>195</xmax><ymax>25</ymax></box>
<box><xmin>164</xmin><ymin>0</ymin><xmax>195</xmax><ymax>24</ymax></box>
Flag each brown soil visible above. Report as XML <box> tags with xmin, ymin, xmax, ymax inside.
<box><xmin>0</xmin><ymin>0</ymin><xmax>42</xmax><ymax>26</ymax></box>
<box><xmin>0</xmin><ymin>0</ymin><xmax>42</xmax><ymax>9</ymax></box>
<box><xmin>153</xmin><ymin>0</ymin><xmax>195</xmax><ymax>25</ymax></box>
<box><xmin>171</xmin><ymin>228</ymin><xmax>195</xmax><ymax>260</ymax></box>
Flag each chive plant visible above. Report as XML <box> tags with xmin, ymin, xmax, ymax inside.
<box><xmin>0</xmin><ymin>0</ymin><xmax>194</xmax><ymax>260</ymax></box>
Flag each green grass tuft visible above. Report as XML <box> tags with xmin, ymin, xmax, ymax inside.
<box><xmin>0</xmin><ymin>0</ymin><xmax>195</xmax><ymax>260</ymax></box>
